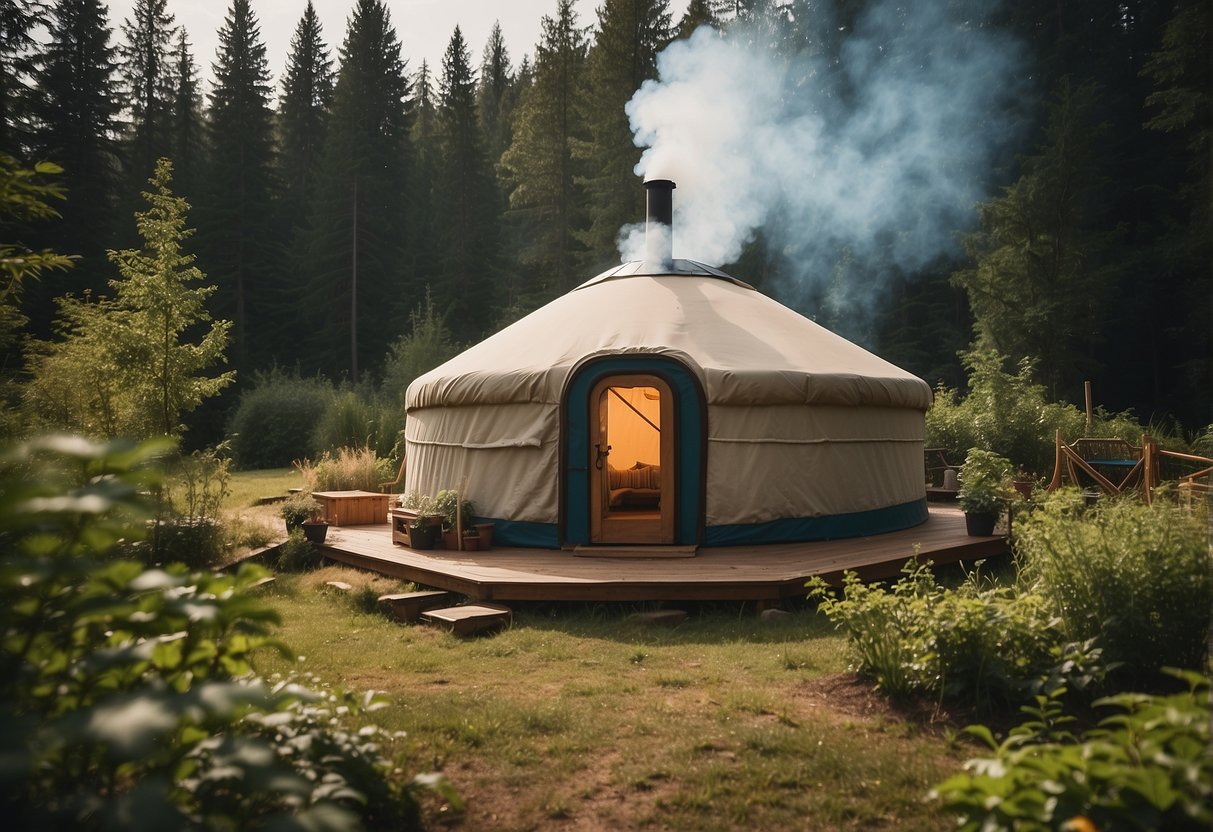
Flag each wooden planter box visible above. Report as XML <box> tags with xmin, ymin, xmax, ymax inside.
<box><xmin>312</xmin><ymin>490</ymin><xmax>390</xmax><ymax>526</ymax></box>
<box><xmin>390</xmin><ymin>507</ymin><xmax>419</xmax><ymax>545</ymax></box>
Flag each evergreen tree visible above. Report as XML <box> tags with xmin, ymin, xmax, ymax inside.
<box><xmin>676</xmin><ymin>0</ymin><xmax>719</xmax><ymax>39</ymax></box>
<box><xmin>200</xmin><ymin>0</ymin><xmax>277</xmax><ymax>370</ymax></box>
<box><xmin>25</xmin><ymin>159</ymin><xmax>233</xmax><ymax>439</ymax></box>
<box><xmin>302</xmin><ymin>0</ymin><xmax>411</xmax><ymax>382</ymax></box>
<box><xmin>278</xmin><ymin>0</ymin><xmax>333</xmax><ymax>225</ymax></box>
<box><xmin>952</xmin><ymin>80</ymin><xmax>1117</xmax><ymax>399</ymax></box>
<box><xmin>26</xmin><ymin>0</ymin><xmax>122</xmax><ymax>336</ymax></box>
<box><xmin>576</xmin><ymin>0</ymin><xmax>671</xmax><ymax>271</ymax></box>
<box><xmin>168</xmin><ymin>30</ymin><xmax>205</xmax><ymax>203</ymax></box>
<box><xmin>477</xmin><ymin>21</ymin><xmax>515</xmax><ymax>162</ymax></box>
<box><xmin>433</xmin><ymin>26</ymin><xmax>500</xmax><ymax>342</ymax></box>
<box><xmin>499</xmin><ymin>0</ymin><xmax>590</xmax><ymax>303</ymax></box>
<box><xmin>119</xmin><ymin>0</ymin><xmax>177</xmax><ymax>200</ymax></box>
<box><xmin>0</xmin><ymin>0</ymin><xmax>42</xmax><ymax>153</ymax></box>
<box><xmin>409</xmin><ymin>60</ymin><xmax>438</xmax><ymax>302</ymax></box>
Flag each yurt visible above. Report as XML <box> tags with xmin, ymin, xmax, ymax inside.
<box><xmin>403</xmin><ymin>181</ymin><xmax>932</xmax><ymax>549</ymax></box>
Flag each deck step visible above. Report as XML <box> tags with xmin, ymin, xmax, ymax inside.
<box><xmin>422</xmin><ymin>603</ymin><xmax>512</xmax><ymax>636</ymax></box>
<box><xmin>572</xmin><ymin>544</ymin><xmax>697</xmax><ymax>558</ymax></box>
<box><xmin>378</xmin><ymin>590</ymin><xmax>456</xmax><ymax>623</ymax></box>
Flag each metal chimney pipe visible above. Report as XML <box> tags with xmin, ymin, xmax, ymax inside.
<box><xmin>644</xmin><ymin>178</ymin><xmax>675</xmax><ymax>267</ymax></box>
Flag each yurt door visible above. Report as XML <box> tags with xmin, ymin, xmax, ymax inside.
<box><xmin>589</xmin><ymin>374</ymin><xmax>675</xmax><ymax>544</ymax></box>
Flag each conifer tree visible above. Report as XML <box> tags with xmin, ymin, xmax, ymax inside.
<box><xmin>676</xmin><ymin>0</ymin><xmax>719</xmax><ymax>39</ymax></box>
<box><xmin>26</xmin><ymin>0</ymin><xmax>122</xmax><ymax>333</ymax></box>
<box><xmin>576</xmin><ymin>0</ymin><xmax>671</xmax><ymax>271</ymax></box>
<box><xmin>25</xmin><ymin>159</ymin><xmax>233</xmax><ymax>439</ymax></box>
<box><xmin>119</xmin><ymin>0</ymin><xmax>177</xmax><ymax>200</ymax></box>
<box><xmin>409</xmin><ymin>60</ymin><xmax>438</xmax><ymax>299</ymax></box>
<box><xmin>278</xmin><ymin>0</ymin><xmax>333</xmax><ymax>225</ymax></box>
<box><xmin>499</xmin><ymin>0</ymin><xmax>589</xmax><ymax>302</ymax></box>
<box><xmin>952</xmin><ymin>80</ymin><xmax>1116</xmax><ymax>397</ymax></box>
<box><xmin>477</xmin><ymin>22</ymin><xmax>515</xmax><ymax>162</ymax></box>
<box><xmin>0</xmin><ymin>0</ymin><xmax>42</xmax><ymax>153</ymax></box>
<box><xmin>168</xmin><ymin>30</ymin><xmax>205</xmax><ymax>203</ymax></box>
<box><xmin>200</xmin><ymin>0</ymin><xmax>277</xmax><ymax>370</ymax></box>
<box><xmin>434</xmin><ymin>26</ymin><xmax>500</xmax><ymax>342</ymax></box>
<box><xmin>302</xmin><ymin>0</ymin><xmax>411</xmax><ymax>381</ymax></box>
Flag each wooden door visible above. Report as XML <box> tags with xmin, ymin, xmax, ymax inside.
<box><xmin>589</xmin><ymin>374</ymin><xmax>675</xmax><ymax>544</ymax></box>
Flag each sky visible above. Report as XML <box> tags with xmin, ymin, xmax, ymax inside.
<box><xmin>104</xmin><ymin>0</ymin><xmax>690</xmax><ymax>94</ymax></box>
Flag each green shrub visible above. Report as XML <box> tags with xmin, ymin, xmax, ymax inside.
<box><xmin>132</xmin><ymin>446</ymin><xmax>232</xmax><ymax>568</ymax></box>
<box><xmin>931</xmin><ymin>670</ymin><xmax>1211</xmax><ymax>831</ymax></box>
<box><xmin>0</xmin><ymin>435</ymin><xmax>438</xmax><ymax>829</ymax></box>
<box><xmin>227</xmin><ymin>368</ymin><xmax>331</xmax><ymax>469</ymax></box>
<box><xmin>808</xmin><ymin>561</ymin><xmax>1059</xmax><ymax>709</ymax></box>
<box><xmin>276</xmin><ymin>529</ymin><xmax>322</xmax><ymax>572</ymax></box>
<box><xmin>1015</xmin><ymin>491</ymin><xmax>1212</xmax><ymax>675</ymax></box>
<box><xmin>957</xmin><ymin>448</ymin><xmax>1015</xmax><ymax>514</ymax></box>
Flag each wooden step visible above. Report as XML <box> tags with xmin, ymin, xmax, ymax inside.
<box><xmin>378</xmin><ymin>590</ymin><xmax>456</xmax><ymax>623</ymax></box>
<box><xmin>422</xmin><ymin>603</ymin><xmax>512</xmax><ymax>636</ymax></box>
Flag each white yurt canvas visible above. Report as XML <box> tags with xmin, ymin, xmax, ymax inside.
<box><xmin>404</xmin><ymin>182</ymin><xmax>932</xmax><ymax>549</ymax></box>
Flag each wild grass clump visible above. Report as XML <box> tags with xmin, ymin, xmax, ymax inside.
<box><xmin>311</xmin><ymin>387</ymin><xmax>401</xmax><ymax>460</ymax></box>
<box><xmin>809</xmin><ymin>562</ymin><xmax>1061</xmax><ymax>710</ymax></box>
<box><xmin>295</xmin><ymin>446</ymin><xmax>393</xmax><ymax>493</ymax></box>
<box><xmin>1015</xmin><ymin>490</ymin><xmax>1212</xmax><ymax>676</ymax></box>
<box><xmin>226</xmin><ymin>368</ymin><xmax>331</xmax><ymax>469</ymax></box>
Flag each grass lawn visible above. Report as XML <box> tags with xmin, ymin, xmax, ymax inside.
<box><xmin>253</xmin><ymin>565</ymin><xmax>966</xmax><ymax>831</ymax></box>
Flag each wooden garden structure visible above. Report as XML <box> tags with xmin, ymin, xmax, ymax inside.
<box><xmin>1047</xmin><ymin>431</ymin><xmax>1213</xmax><ymax>505</ymax></box>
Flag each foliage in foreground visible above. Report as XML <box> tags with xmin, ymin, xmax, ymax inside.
<box><xmin>0</xmin><ymin>436</ymin><xmax>433</xmax><ymax>830</ymax></box>
<box><xmin>931</xmin><ymin>671</ymin><xmax>1211</xmax><ymax>831</ymax></box>
<box><xmin>1015</xmin><ymin>490</ymin><xmax>1212</xmax><ymax>676</ymax></box>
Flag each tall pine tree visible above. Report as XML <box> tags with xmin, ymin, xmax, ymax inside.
<box><xmin>499</xmin><ymin>0</ymin><xmax>589</xmax><ymax>303</ymax></box>
<box><xmin>433</xmin><ymin>26</ymin><xmax>500</xmax><ymax>342</ymax></box>
<box><xmin>576</xmin><ymin>0</ymin><xmax>671</xmax><ymax>271</ymax></box>
<box><xmin>278</xmin><ymin>0</ymin><xmax>333</xmax><ymax>227</ymax></box>
<box><xmin>0</xmin><ymin>0</ymin><xmax>42</xmax><ymax>153</ymax></box>
<box><xmin>201</xmin><ymin>0</ymin><xmax>277</xmax><ymax>371</ymax></box>
<box><xmin>168</xmin><ymin>30</ymin><xmax>205</xmax><ymax>204</ymax></box>
<box><xmin>477</xmin><ymin>21</ymin><xmax>515</xmax><ymax>163</ymax></box>
<box><xmin>119</xmin><ymin>0</ymin><xmax>177</xmax><ymax>203</ymax></box>
<box><xmin>26</xmin><ymin>0</ymin><xmax>122</xmax><ymax>336</ymax></box>
<box><xmin>302</xmin><ymin>0</ymin><xmax>411</xmax><ymax>381</ymax></box>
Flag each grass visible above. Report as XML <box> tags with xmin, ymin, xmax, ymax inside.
<box><xmin>215</xmin><ymin>469</ymin><xmax>305</xmax><ymax>563</ymax></box>
<box><xmin>252</xmin><ymin>566</ymin><xmax>964</xmax><ymax>831</ymax></box>
<box><xmin>226</xmin><ymin>467</ymin><xmax>303</xmax><ymax>508</ymax></box>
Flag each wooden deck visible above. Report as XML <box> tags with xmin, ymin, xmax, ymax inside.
<box><xmin>315</xmin><ymin>505</ymin><xmax>1007</xmax><ymax>602</ymax></box>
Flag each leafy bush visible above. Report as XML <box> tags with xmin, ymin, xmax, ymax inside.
<box><xmin>1015</xmin><ymin>491</ymin><xmax>1212</xmax><ymax>675</ymax></box>
<box><xmin>296</xmin><ymin>446</ymin><xmax>393</xmax><ymax>493</ymax></box>
<box><xmin>0</xmin><ymin>435</ymin><xmax>435</xmax><ymax>829</ymax></box>
<box><xmin>276</xmin><ymin>529</ymin><xmax>322</xmax><ymax>572</ymax></box>
<box><xmin>227</xmin><ymin>368</ymin><xmax>331</xmax><ymax>469</ymax></box>
<box><xmin>280</xmin><ymin>492</ymin><xmax>322</xmax><ymax>529</ymax></box>
<box><xmin>808</xmin><ymin>562</ymin><xmax>1060</xmax><ymax>709</ymax></box>
<box><xmin>957</xmin><ymin>448</ymin><xmax>1014</xmax><ymax>514</ymax></box>
<box><xmin>931</xmin><ymin>670</ymin><xmax>1211</xmax><ymax>831</ymax></box>
<box><xmin>133</xmin><ymin>446</ymin><xmax>232</xmax><ymax>568</ymax></box>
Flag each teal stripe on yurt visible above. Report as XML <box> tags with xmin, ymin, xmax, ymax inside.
<box><xmin>702</xmin><ymin>498</ymin><xmax>928</xmax><ymax>547</ymax></box>
<box><xmin>486</xmin><ymin>518</ymin><xmax>560</xmax><ymax>549</ymax></box>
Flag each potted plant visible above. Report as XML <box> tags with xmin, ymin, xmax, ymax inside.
<box><xmin>957</xmin><ymin>448</ymin><xmax>1013</xmax><ymax>536</ymax></box>
<box><xmin>408</xmin><ymin>517</ymin><xmax>440</xmax><ymax>549</ymax></box>
<box><xmin>281</xmin><ymin>493</ymin><xmax>321</xmax><ymax>533</ymax></box>
<box><xmin>461</xmin><ymin>526</ymin><xmax>480</xmax><ymax>551</ymax></box>
<box><xmin>1013</xmin><ymin>468</ymin><xmax>1035</xmax><ymax>500</ymax></box>
<box><xmin>301</xmin><ymin>516</ymin><xmax>329</xmax><ymax>544</ymax></box>
<box><xmin>435</xmin><ymin>489</ymin><xmax>477</xmax><ymax>549</ymax></box>
<box><xmin>473</xmin><ymin>522</ymin><xmax>495</xmax><ymax>550</ymax></box>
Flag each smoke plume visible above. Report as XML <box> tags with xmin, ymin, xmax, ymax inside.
<box><xmin>621</xmin><ymin>0</ymin><xmax>1024</xmax><ymax>327</ymax></box>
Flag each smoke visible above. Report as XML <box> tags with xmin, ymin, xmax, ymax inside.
<box><xmin>621</xmin><ymin>0</ymin><xmax>1024</xmax><ymax>327</ymax></box>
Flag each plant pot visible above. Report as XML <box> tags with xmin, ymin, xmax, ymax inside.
<box><xmin>963</xmin><ymin>511</ymin><xmax>998</xmax><ymax>537</ymax></box>
<box><xmin>301</xmin><ymin>521</ymin><xmax>329</xmax><ymax>544</ymax></box>
<box><xmin>441</xmin><ymin>529</ymin><xmax>459</xmax><ymax>550</ymax></box>
<box><xmin>409</xmin><ymin>523</ymin><xmax>439</xmax><ymax>549</ymax></box>
<box><xmin>461</xmin><ymin>534</ymin><xmax>480</xmax><ymax>551</ymax></box>
<box><xmin>1013</xmin><ymin>480</ymin><xmax>1033</xmax><ymax>499</ymax></box>
<box><xmin>474</xmin><ymin>523</ymin><xmax>494</xmax><ymax>550</ymax></box>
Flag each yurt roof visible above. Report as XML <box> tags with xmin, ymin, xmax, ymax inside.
<box><xmin>406</xmin><ymin>267</ymin><xmax>932</xmax><ymax>412</ymax></box>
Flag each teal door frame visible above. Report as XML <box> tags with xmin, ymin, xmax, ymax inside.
<box><xmin>561</xmin><ymin>355</ymin><xmax>705</xmax><ymax>546</ymax></box>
